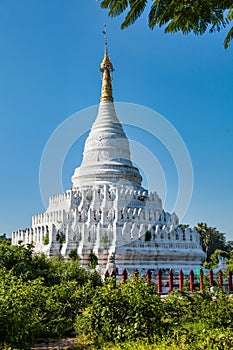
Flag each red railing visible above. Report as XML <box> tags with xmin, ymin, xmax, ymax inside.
<box><xmin>104</xmin><ymin>267</ymin><xmax>233</xmax><ymax>293</ymax></box>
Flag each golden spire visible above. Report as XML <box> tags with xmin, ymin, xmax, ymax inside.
<box><xmin>100</xmin><ymin>24</ymin><xmax>114</xmax><ymax>102</ymax></box>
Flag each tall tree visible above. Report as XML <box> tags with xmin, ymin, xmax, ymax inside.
<box><xmin>195</xmin><ymin>222</ymin><xmax>226</xmax><ymax>261</ymax></box>
<box><xmin>100</xmin><ymin>0</ymin><xmax>233</xmax><ymax>48</ymax></box>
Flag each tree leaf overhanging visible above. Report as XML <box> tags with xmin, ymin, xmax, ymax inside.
<box><xmin>100</xmin><ymin>0</ymin><xmax>233</xmax><ymax>48</ymax></box>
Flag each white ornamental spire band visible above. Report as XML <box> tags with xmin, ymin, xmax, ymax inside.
<box><xmin>71</xmin><ymin>26</ymin><xmax>142</xmax><ymax>188</ymax></box>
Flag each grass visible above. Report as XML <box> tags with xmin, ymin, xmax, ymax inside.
<box><xmin>68</xmin><ymin>326</ymin><xmax>233</xmax><ymax>350</ymax></box>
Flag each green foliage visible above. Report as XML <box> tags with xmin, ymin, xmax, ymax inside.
<box><xmin>31</xmin><ymin>255</ymin><xmax>101</xmax><ymax>287</ymax></box>
<box><xmin>101</xmin><ymin>234</ymin><xmax>109</xmax><ymax>249</ymax></box>
<box><xmin>0</xmin><ymin>272</ymin><xmax>45</xmax><ymax>349</ymax></box>
<box><xmin>39</xmin><ymin>281</ymin><xmax>84</xmax><ymax>338</ymax></box>
<box><xmin>69</xmin><ymin>248</ymin><xmax>80</xmax><ymax>261</ymax></box>
<box><xmin>100</xmin><ymin>0</ymin><xmax>233</xmax><ymax>48</ymax></box>
<box><xmin>225</xmin><ymin>4</ymin><xmax>233</xmax><ymax>48</ymax></box>
<box><xmin>75</xmin><ymin>277</ymin><xmax>233</xmax><ymax>348</ymax></box>
<box><xmin>0</xmin><ymin>233</ymin><xmax>11</xmax><ymax>243</ymax></box>
<box><xmin>75</xmin><ymin>278</ymin><xmax>163</xmax><ymax>344</ymax></box>
<box><xmin>227</xmin><ymin>249</ymin><xmax>233</xmax><ymax>271</ymax></box>
<box><xmin>0</xmin><ymin>272</ymin><xmax>95</xmax><ymax>349</ymax></box>
<box><xmin>88</xmin><ymin>249</ymin><xmax>98</xmax><ymax>269</ymax></box>
<box><xmin>195</xmin><ymin>222</ymin><xmax>227</xmax><ymax>261</ymax></box>
<box><xmin>225</xmin><ymin>240</ymin><xmax>233</xmax><ymax>252</ymax></box>
<box><xmin>208</xmin><ymin>249</ymin><xmax>230</xmax><ymax>267</ymax></box>
<box><xmin>2</xmin><ymin>238</ymin><xmax>233</xmax><ymax>349</ymax></box>
<box><xmin>70</xmin><ymin>328</ymin><xmax>233</xmax><ymax>349</ymax></box>
<box><xmin>0</xmin><ymin>241</ymin><xmax>102</xmax><ymax>287</ymax></box>
<box><xmin>0</xmin><ymin>241</ymin><xmax>102</xmax><ymax>348</ymax></box>
<box><xmin>43</xmin><ymin>231</ymin><xmax>49</xmax><ymax>245</ymax></box>
<box><xmin>178</xmin><ymin>224</ymin><xmax>189</xmax><ymax>232</ymax></box>
<box><xmin>0</xmin><ymin>240</ymin><xmax>35</xmax><ymax>280</ymax></box>
<box><xmin>163</xmin><ymin>289</ymin><xmax>233</xmax><ymax>336</ymax></box>
<box><xmin>193</xmin><ymin>222</ymin><xmax>233</xmax><ymax>268</ymax></box>
<box><xmin>56</xmin><ymin>231</ymin><xmax>66</xmax><ymax>251</ymax></box>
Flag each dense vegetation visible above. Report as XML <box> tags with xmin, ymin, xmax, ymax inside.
<box><xmin>0</xmin><ymin>223</ymin><xmax>233</xmax><ymax>349</ymax></box>
<box><xmin>194</xmin><ymin>222</ymin><xmax>233</xmax><ymax>269</ymax></box>
<box><xmin>99</xmin><ymin>0</ymin><xmax>233</xmax><ymax>48</ymax></box>
<box><xmin>75</xmin><ymin>279</ymin><xmax>233</xmax><ymax>349</ymax></box>
<box><xmin>0</xmin><ymin>239</ymin><xmax>101</xmax><ymax>349</ymax></box>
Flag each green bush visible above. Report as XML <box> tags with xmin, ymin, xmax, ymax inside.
<box><xmin>75</xmin><ymin>281</ymin><xmax>233</xmax><ymax>348</ymax></box>
<box><xmin>70</xmin><ymin>327</ymin><xmax>233</xmax><ymax>349</ymax></box>
<box><xmin>0</xmin><ymin>240</ymin><xmax>102</xmax><ymax>287</ymax></box>
<box><xmin>0</xmin><ymin>272</ymin><xmax>45</xmax><ymax>349</ymax></box>
<box><xmin>163</xmin><ymin>289</ymin><xmax>233</xmax><ymax>331</ymax></box>
<box><xmin>75</xmin><ymin>278</ymin><xmax>164</xmax><ymax>344</ymax></box>
<box><xmin>0</xmin><ymin>241</ymin><xmax>101</xmax><ymax>348</ymax></box>
<box><xmin>0</xmin><ymin>271</ymin><xmax>96</xmax><ymax>349</ymax></box>
<box><xmin>39</xmin><ymin>281</ymin><xmax>86</xmax><ymax>339</ymax></box>
<box><xmin>88</xmin><ymin>249</ymin><xmax>98</xmax><ymax>269</ymax></box>
<box><xmin>1</xmin><ymin>240</ymin><xmax>233</xmax><ymax>349</ymax></box>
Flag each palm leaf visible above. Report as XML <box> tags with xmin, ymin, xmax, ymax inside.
<box><xmin>224</xmin><ymin>25</ymin><xmax>233</xmax><ymax>48</ymax></box>
<box><xmin>121</xmin><ymin>0</ymin><xmax>148</xmax><ymax>29</ymax></box>
<box><xmin>148</xmin><ymin>0</ymin><xmax>161</xmax><ymax>29</ymax></box>
<box><xmin>100</xmin><ymin>0</ymin><xmax>129</xmax><ymax>17</ymax></box>
<box><xmin>226</xmin><ymin>4</ymin><xmax>233</xmax><ymax>21</ymax></box>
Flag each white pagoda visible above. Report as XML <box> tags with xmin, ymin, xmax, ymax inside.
<box><xmin>12</xmin><ymin>36</ymin><xmax>206</xmax><ymax>274</ymax></box>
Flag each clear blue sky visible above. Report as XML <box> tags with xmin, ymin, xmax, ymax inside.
<box><xmin>0</xmin><ymin>1</ymin><xmax>232</xmax><ymax>240</ymax></box>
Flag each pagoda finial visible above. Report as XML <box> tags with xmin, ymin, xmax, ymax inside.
<box><xmin>100</xmin><ymin>24</ymin><xmax>114</xmax><ymax>102</ymax></box>
<box><xmin>103</xmin><ymin>23</ymin><xmax>108</xmax><ymax>54</ymax></box>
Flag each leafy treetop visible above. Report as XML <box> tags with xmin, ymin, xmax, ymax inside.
<box><xmin>195</xmin><ymin>221</ymin><xmax>228</xmax><ymax>261</ymax></box>
<box><xmin>100</xmin><ymin>0</ymin><xmax>233</xmax><ymax>48</ymax></box>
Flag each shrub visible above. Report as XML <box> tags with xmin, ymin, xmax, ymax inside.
<box><xmin>0</xmin><ymin>272</ymin><xmax>45</xmax><ymax>349</ymax></box>
<box><xmin>88</xmin><ymin>249</ymin><xmax>98</xmax><ymax>269</ymax></box>
<box><xmin>75</xmin><ymin>278</ymin><xmax>164</xmax><ymax>344</ymax></box>
<box><xmin>39</xmin><ymin>281</ymin><xmax>85</xmax><ymax>338</ymax></box>
<box><xmin>0</xmin><ymin>271</ymin><xmax>96</xmax><ymax>348</ymax></box>
<box><xmin>163</xmin><ymin>289</ymin><xmax>233</xmax><ymax>331</ymax></box>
